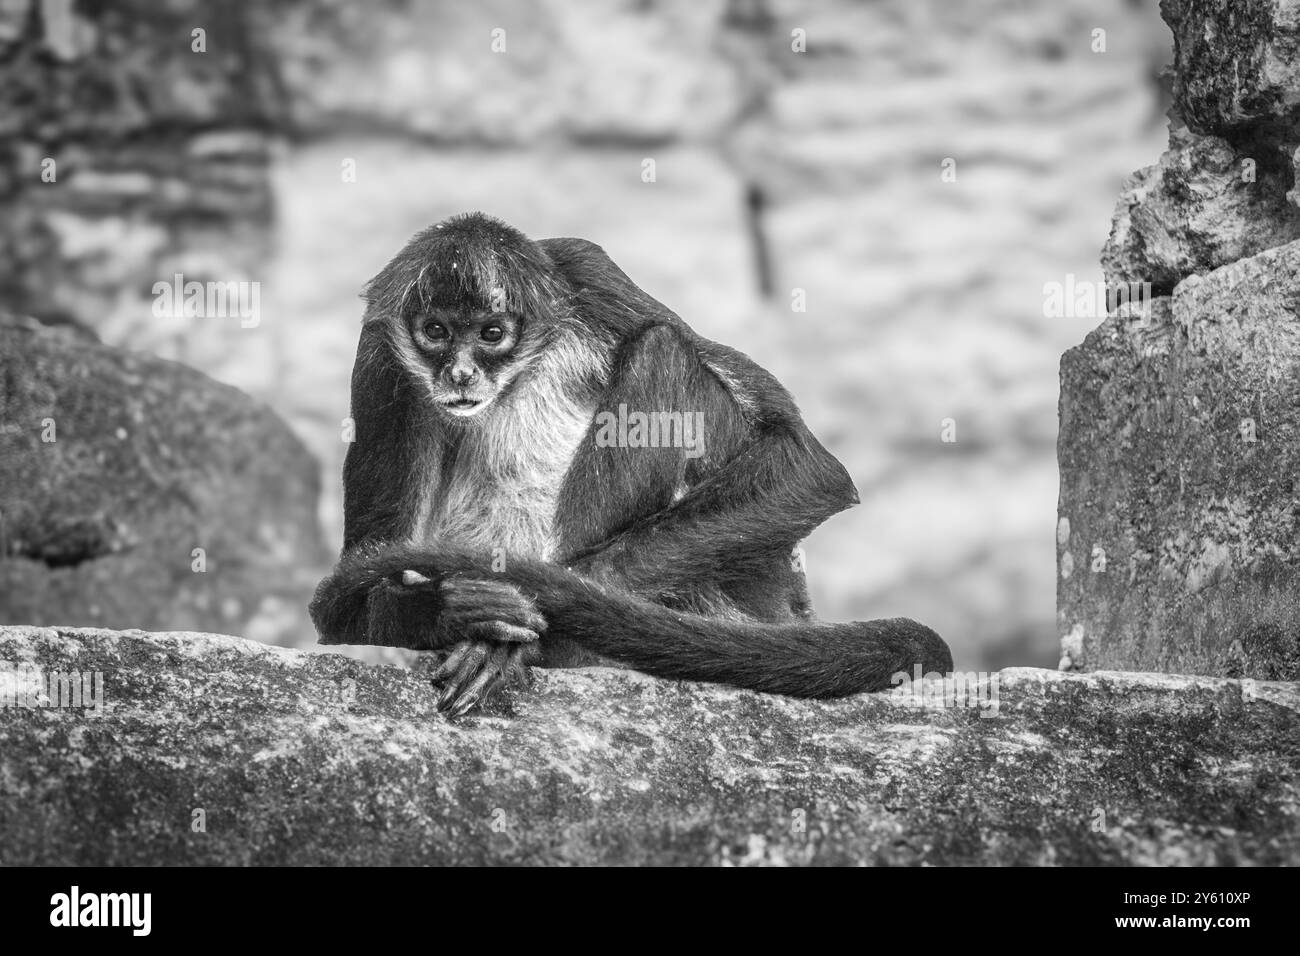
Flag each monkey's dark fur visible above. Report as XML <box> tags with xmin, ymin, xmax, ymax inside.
<box><xmin>310</xmin><ymin>212</ymin><xmax>952</xmax><ymax>712</ymax></box>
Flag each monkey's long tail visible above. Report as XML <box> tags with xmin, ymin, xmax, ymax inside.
<box><xmin>520</xmin><ymin>564</ymin><xmax>952</xmax><ymax>698</ymax></box>
<box><xmin>320</xmin><ymin>547</ymin><xmax>953</xmax><ymax>699</ymax></box>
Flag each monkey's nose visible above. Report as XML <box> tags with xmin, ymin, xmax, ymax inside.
<box><xmin>450</xmin><ymin>366</ymin><xmax>479</xmax><ymax>386</ymax></box>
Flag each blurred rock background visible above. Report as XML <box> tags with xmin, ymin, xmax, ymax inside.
<box><xmin>0</xmin><ymin>0</ymin><xmax>1170</xmax><ymax>668</ymax></box>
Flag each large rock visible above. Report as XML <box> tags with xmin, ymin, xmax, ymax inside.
<box><xmin>1058</xmin><ymin>241</ymin><xmax>1300</xmax><ymax>681</ymax></box>
<box><xmin>0</xmin><ymin>626</ymin><xmax>1295</xmax><ymax>865</ymax></box>
<box><xmin>1162</xmin><ymin>0</ymin><xmax>1300</xmax><ymax>134</ymax></box>
<box><xmin>1101</xmin><ymin>127</ymin><xmax>1300</xmax><ymax>293</ymax></box>
<box><xmin>0</xmin><ymin>315</ymin><xmax>327</xmax><ymax>645</ymax></box>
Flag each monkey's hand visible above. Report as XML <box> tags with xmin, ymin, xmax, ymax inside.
<box><xmin>409</xmin><ymin>574</ymin><xmax>547</xmax><ymax>718</ymax></box>
<box><xmin>362</xmin><ymin>569</ymin><xmax>546</xmax><ymax>651</ymax></box>
<box><xmin>428</xmin><ymin>574</ymin><xmax>547</xmax><ymax>645</ymax></box>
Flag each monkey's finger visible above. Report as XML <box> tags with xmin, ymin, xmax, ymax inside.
<box><xmin>401</xmin><ymin>569</ymin><xmax>433</xmax><ymax>586</ymax></box>
<box><xmin>439</xmin><ymin>613</ymin><xmax>543</xmax><ymax>638</ymax></box>
<box><xmin>464</xmin><ymin>620</ymin><xmax>540</xmax><ymax>644</ymax></box>
<box><xmin>439</xmin><ymin>578</ymin><xmax>517</xmax><ymax>603</ymax></box>
<box><xmin>447</xmin><ymin>646</ymin><xmax>511</xmax><ymax>718</ymax></box>
<box><xmin>439</xmin><ymin>578</ymin><xmax>542</xmax><ymax>620</ymax></box>
<box><xmin>442</xmin><ymin>646</ymin><xmax>503</xmax><ymax>717</ymax></box>
<box><xmin>448</xmin><ymin>692</ymin><xmax>483</xmax><ymax>720</ymax></box>
<box><xmin>439</xmin><ymin>579</ymin><xmax>547</xmax><ymax>632</ymax></box>
<box><xmin>431</xmin><ymin>641</ymin><xmax>475</xmax><ymax>685</ymax></box>
<box><xmin>436</xmin><ymin>642</ymin><xmax>492</xmax><ymax>711</ymax></box>
<box><xmin>438</xmin><ymin>646</ymin><xmax>490</xmax><ymax>704</ymax></box>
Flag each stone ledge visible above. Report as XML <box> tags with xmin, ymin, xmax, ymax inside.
<box><xmin>0</xmin><ymin>626</ymin><xmax>1295</xmax><ymax>865</ymax></box>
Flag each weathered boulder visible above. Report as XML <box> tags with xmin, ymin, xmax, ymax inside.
<box><xmin>0</xmin><ymin>626</ymin><xmax>1295</xmax><ymax>865</ymax></box>
<box><xmin>1059</xmin><ymin>242</ymin><xmax>1300</xmax><ymax>680</ymax></box>
<box><xmin>1161</xmin><ymin>0</ymin><xmax>1300</xmax><ymax>134</ymax></box>
<box><xmin>0</xmin><ymin>315</ymin><xmax>327</xmax><ymax>645</ymax></box>
<box><xmin>1101</xmin><ymin>127</ymin><xmax>1300</xmax><ymax>293</ymax></box>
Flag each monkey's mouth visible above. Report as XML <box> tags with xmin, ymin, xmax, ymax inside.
<box><xmin>441</xmin><ymin>397</ymin><xmax>488</xmax><ymax>416</ymax></box>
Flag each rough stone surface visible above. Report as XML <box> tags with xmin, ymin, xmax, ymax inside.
<box><xmin>1101</xmin><ymin>127</ymin><xmax>1300</xmax><ymax>293</ymax></box>
<box><xmin>0</xmin><ymin>315</ymin><xmax>327</xmax><ymax>645</ymax></box>
<box><xmin>1162</xmin><ymin>0</ymin><xmax>1300</xmax><ymax>134</ymax></box>
<box><xmin>1059</xmin><ymin>242</ymin><xmax>1300</xmax><ymax>681</ymax></box>
<box><xmin>0</xmin><ymin>626</ymin><xmax>1295</xmax><ymax>866</ymax></box>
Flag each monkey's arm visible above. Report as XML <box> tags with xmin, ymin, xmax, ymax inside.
<box><xmin>315</xmin><ymin>543</ymin><xmax>952</xmax><ymax>698</ymax></box>
<box><xmin>340</xmin><ymin>321</ymin><xmax>439</xmax><ymax>550</ymax></box>
<box><xmin>309</xmin><ymin>545</ymin><xmax>546</xmax><ymax>648</ymax></box>
<box><xmin>554</xmin><ymin>322</ymin><xmax>857</xmax><ymax>593</ymax></box>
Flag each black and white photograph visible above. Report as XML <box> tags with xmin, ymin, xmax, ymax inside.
<box><xmin>0</xmin><ymin>0</ymin><xmax>1294</xmax><ymax>912</ymax></box>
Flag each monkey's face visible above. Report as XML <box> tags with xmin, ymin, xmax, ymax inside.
<box><xmin>410</xmin><ymin>308</ymin><xmax>526</xmax><ymax>419</ymax></box>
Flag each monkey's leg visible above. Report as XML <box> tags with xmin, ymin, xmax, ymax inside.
<box><xmin>568</xmin><ymin>428</ymin><xmax>855</xmax><ymax>596</ymax></box>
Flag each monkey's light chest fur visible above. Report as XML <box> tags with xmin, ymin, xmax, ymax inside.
<box><xmin>417</xmin><ymin>348</ymin><xmax>599</xmax><ymax>561</ymax></box>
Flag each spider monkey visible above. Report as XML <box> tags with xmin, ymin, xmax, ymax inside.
<box><xmin>309</xmin><ymin>212</ymin><xmax>952</xmax><ymax>716</ymax></box>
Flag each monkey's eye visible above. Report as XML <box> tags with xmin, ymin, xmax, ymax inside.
<box><xmin>421</xmin><ymin>321</ymin><xmax>449</xmax><ymax>341</ymax></box>
<box><xmin>480</xmin><ymin>325</ymin><xmax>505</xmax><ymax>343</ymax></box>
